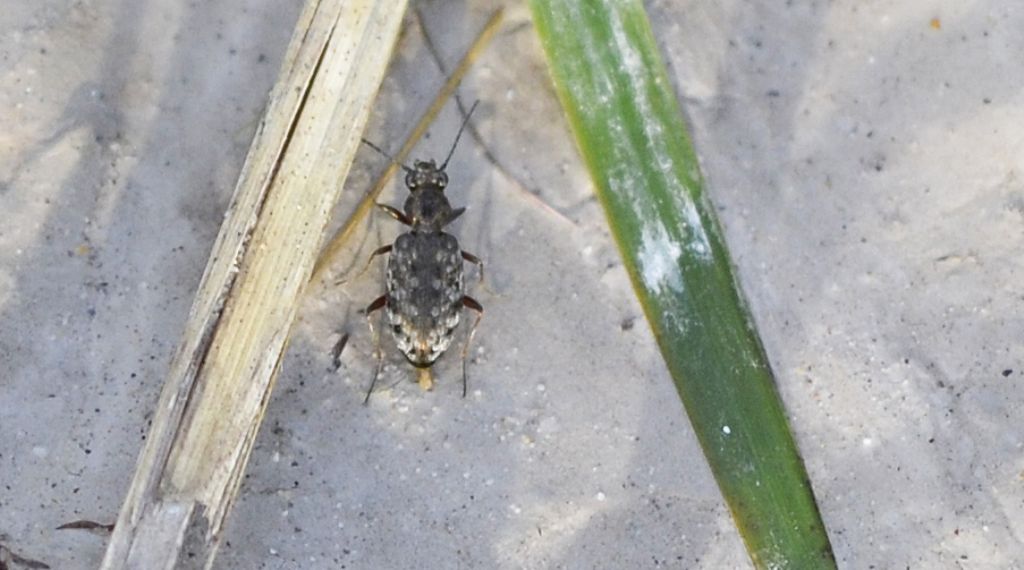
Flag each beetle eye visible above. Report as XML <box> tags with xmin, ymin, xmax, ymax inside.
<box><xmin>438</xmin><ymin>173</ymin><xmax>448</xmax><ymax>188</ymax></box>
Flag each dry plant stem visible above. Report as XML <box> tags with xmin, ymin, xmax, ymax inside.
<box><xmin>310</xmin><ymin>7</ymin><xmax>505</xmax><ymax>284</ymax></box>
<box><xmin>99</xmin><ymin>1</ymin><xmax>408</xmax><ymax>569</ymax></box>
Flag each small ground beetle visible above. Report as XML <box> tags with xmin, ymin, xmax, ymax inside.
<box><xmin>358</xmin><ymin>102</ymin><xmax>484</xmax><ymax>403</ymax></box>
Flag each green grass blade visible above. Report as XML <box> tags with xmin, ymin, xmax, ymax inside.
<box><xmin>529</xmin><ymin>2</ymin><xmax>836</xmax><ymax>568</ymax></box>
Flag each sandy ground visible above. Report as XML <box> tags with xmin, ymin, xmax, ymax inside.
<box><xmin>2</xmin><ymin>0</ymin><xmax>1022</xmax><ymax>568</ymax></box>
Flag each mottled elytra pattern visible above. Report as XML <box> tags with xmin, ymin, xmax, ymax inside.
<box><xmin>386</xmin><ymin>231</ymin><xmax>464</xmax><ymax>366</ymax></box>
<box><xmin>359</xmin><ymin>103</ymin><xmax>484</xmax><ymax>403</ymax></box>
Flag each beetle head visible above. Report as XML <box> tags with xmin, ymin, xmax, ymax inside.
<box><xmin>404</xmin><ymin>159</ymin><xmax>449</xmax><ymax>192</ymax></box>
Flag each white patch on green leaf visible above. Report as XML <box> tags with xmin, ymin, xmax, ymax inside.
<box><xmin>638</xmin><ymin>223</ymin><xmax>683</xmax><ymax>295</ymax></box>
<box><xmin>681</xmin><ymin>199</ymin><xmax>712</xmax><ymax>261</ymax></box>
<box><xmin>606</xmin><ymin>5</ymin><xmax>713</xmax><ymax>263</ymax></box>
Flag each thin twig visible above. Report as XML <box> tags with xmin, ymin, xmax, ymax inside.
<box><xmin>56</xmin><ymin>520</ymin><xmax>116</xmax><ymax>533</ymax></box>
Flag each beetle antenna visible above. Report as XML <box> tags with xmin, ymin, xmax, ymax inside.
<box><xmin>361</xmin><ymin>138</ymin><xmax>414</xmax><ymax>174</ymax></box>
<box><xmin>440</xmin><ymin>100</ymin><xmax>479</xmax><ymax>170</ymax></box>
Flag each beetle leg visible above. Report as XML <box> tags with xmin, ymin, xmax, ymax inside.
<box><xmin>459</xmin><ymin>296</ymin><xmax>484</xmax><ymax>398</ymax></box>
<box><xmin>461</xmin><ymin>250</ymin><xmax>497</xmax><ymax>295</ymax></box>
<box><xmin>446</xmin><ymin>207</ymin><xmax>466</xmax><ymax>225</ymax></box>
<box><xmin>376</xmin><ymin>203</ymin><xmax>412</xmax><ymax>225</ymax></box>
<box><xmin>460</xmin><ymin>250</ymin><xmax>484</xmax><ymax>285</ymax></box>
<box><xmin>363</xmin><ymin>295</ymin><xmax>387</xmax><ymax>404</ymax></box>
<box><xmin>335</xmin><ymin>244</ymin><xmax>392</xmax><ymax>286</ymax></box>
<box><xmin>330</xmin><ymin>332</ymin><xmax>349</xmax><ymax>372</ymax></box>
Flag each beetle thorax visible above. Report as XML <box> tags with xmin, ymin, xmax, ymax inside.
<box><xmin>404</xmin><ymin>188</ymin><xmax>453</xmax><ymax>232</ymax></box>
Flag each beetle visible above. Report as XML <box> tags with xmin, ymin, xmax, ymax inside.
<box><xmin>359</xmin><ymin>103</ymin><xmax>484</xmax><ymax>403</ymax></box>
